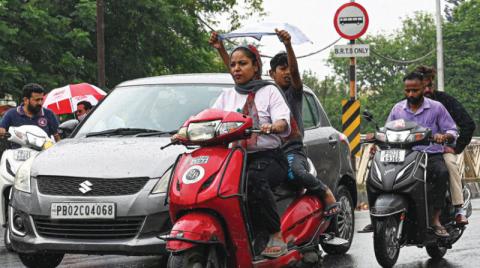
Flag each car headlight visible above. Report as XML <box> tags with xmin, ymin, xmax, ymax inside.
<box><xmin>187</xmin><ymin>120</ymin><xmax>221</xmax><ymax>142</ymax></box>
<box><xmin>386</xmin><ymin>130</ymin><xmax>410</xmax><ymax>143</ymax></box>
<box><xmin>14</xmin><ymin>156</ymin><xmax>34</xmax><ymax>193</ymax></box>
<box><xmin>26</xmin><ymin>132</ymin><xmax>46</xmax><ymax>150</ymax></box>
<box><xmin>151</xmin><ymin>167</ymin><xmax>173</xmax><ymax>194</ymax></box>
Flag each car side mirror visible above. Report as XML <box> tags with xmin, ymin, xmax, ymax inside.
<box><xmin>58</xmin><ymin>119</ymin><xmax>79</xmax><ymax>139</ymax></box>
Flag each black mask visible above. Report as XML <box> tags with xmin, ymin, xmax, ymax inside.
<box><xmin>407</xmin><ymin>96</ymin><xmax>423</xmax><ymax>106</ymax></box>
<box><xmin>27</xmin><ymin>103</ymin><xmax>42</xmax><ymax>114</ymax></box>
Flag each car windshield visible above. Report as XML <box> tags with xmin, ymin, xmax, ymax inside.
<box><xmin>75</xmin><ymin>84</ymin><xmax>226</xmax><ymax>137</ymax></box>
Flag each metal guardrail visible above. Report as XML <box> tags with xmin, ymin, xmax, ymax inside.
<box><xmin>355</xmin><ymin>137</ymin><xmax>480</xmax><ymax>186</ymax></box>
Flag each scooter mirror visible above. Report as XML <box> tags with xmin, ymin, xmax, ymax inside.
<box><xmin>362</xmin><ymin>110</ymin><xmax>374</xmax><ymax>122</ymax></box>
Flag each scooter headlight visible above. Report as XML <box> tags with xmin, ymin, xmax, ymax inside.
<box><xmin>151</xmin><ymin>167</ymin><xmax>173</xmax><ymax>194</ymax></box>
<box><xmin>386</xmin><ymin>130</ymin><xmax>410</xmax><ymax>143</ymax></box>
<box><xmin>26</xmin><ymin>132</ymin><xmax>46</xmax><ymax>150</ymax></box>
<box><xmin>216</xmin><ymin>122</ymin><xmax>244</xmax><ymax>136</ymax></box>
<box><xmin>187</xmin><ymin>120</ymin><xmax>221</xmax><ymax>142</ymax></box>
<box><xmin>374</xmin><ymin>132</ymin><xmax>386</xmax><ymax>142</ymax></box>
<box><xmin>14</xmin><ymin>156</ymin><xmax>34</xmax><ymax>193</ymax></box>
<box><xmin>406</xmin><ymin>132</ymin><xmax>427</xmax><ymax>143</ymax></box>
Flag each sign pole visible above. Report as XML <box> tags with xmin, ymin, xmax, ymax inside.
<box><xmin>334</xmin><ymin>1</ymin><xmax>368</xmax><ymax>160</ymax></box>
<box><xmin>349</xmin><ymin>39</ymin><xmax>356</xmax><ymax>100</ymax></box>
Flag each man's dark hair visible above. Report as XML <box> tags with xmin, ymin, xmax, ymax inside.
<box><xmin>270</xmin><ymin>52</ymin><xmax>288</xmax><ymax>71</ymax></box>
<box><xmin>415</xmin><ymin>65</ymin><xmax>436</xmax><ymax>80</ymax></box>
<box><xmin>22</xmin><ymin>83</ymin><xmax>45</xmax><ymax>99</ymax></box>
<box><xmin>77</xmin><ymin>101</ymin><xmax>93</xmax><ymax>110</ymax></box>
<box><xmin>403</xmin><ymin>71</ymin><xmax>424</xmax><ymax>82</ymax></box>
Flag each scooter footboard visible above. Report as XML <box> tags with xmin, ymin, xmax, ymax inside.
<box><xmin>370</xmin><ymin>194</ymin><xmax>408</xmax><ymax>217</ymax></box>
<box><xmin>165</xmin><ymin>212</ymin><xmax>226</xmax><ymax>253</ymax></box>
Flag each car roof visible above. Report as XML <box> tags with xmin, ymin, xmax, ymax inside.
<box><xmin>116</xmin><ymin>73</ymin><xmax>315</xmax><ymax>94</ymax></box>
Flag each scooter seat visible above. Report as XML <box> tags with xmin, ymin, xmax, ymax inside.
<box><xmin>273</xmin><ymin>183</ymin><xmax>303</xmax><ymax>201</ymax></box>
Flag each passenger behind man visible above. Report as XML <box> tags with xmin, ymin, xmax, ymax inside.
<box><xmin>387</xmin><ymin>71</ymin><xmax>458</xmax><ymax>237</ymax></box>
<box><xmin>209</xmin><ymin>29</ymin><xmax>340</xmax><ymax>217</ymax></box>
<box><xmin>416</xmin><ymin>65</ymin><xmax>475</xmax><ymax>225</ymax></box>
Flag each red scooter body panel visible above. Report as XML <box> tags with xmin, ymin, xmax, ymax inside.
<box><xmin>280</xmin><ymin>195</ymin><xmax>329</xmax><ymax>245</ymax></box>
<box><xmin>169</xmin><ymin>147</ymin><xmax>253</xmax><ymax>267</ymax></box>
<box><xmin>169</xmin><ymin>147</ymin><xmax>230</xmax><ymax>210</ymax></box>
<box><xmin>166</xmin><ymin>212</ymin><xmax>225</xmax><ymax>253</ymax></box>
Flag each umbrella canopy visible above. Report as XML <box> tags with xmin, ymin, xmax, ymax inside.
<box><xmin>220</xmin><ymin>22</ymin><xmax>312</xmax><ymax>45</ymax></box>
<box><xmin>43</xmin><ymin>83</ymin><xmax>107</xmax><ymax>115</ymax></box>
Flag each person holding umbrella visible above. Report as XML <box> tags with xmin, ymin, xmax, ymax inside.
<box><xmin>0</xmin><ymin>83</ymin><xmax>60</xmax><ymax>141</ymax></box>
<box><xmin>209</xmin><ymin>29</ymin><xmax>340</xmax><ymax>217</ymax></box>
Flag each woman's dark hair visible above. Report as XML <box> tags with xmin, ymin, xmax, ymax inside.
<box><xmin>22</xmin><ymin>83</ymin><xmax>45</xmax><ymax>99</ymax></box>
<box><xmin>230</xmin><ymin>45</ymin><xmax>262</xmax><ymax>78</ymax></box>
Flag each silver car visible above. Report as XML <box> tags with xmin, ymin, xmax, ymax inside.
<box><xmin>9</xmin><ymin>73</ymin><xmax>356</xmax><ymax>267</ymax></box>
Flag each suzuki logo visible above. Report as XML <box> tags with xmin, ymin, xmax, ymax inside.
<box><xmin>79</xmin><ymin>180</ymin><xmax>93</xmax><ymax>194</ymax></box>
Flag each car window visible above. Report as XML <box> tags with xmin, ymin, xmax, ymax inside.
<box><xmin>75</xmin><ymin>84</ymin><xmax>225</xmax><ymax>137</ymax></box>
<box><xmin>302</xmin><ymin>94</ymin><xmax>317</xmax><ymax>129</ymax></box>
<box><xmin>310</xmin><ymin>95</ymin><xmax>331</xmax><ymax>127</ymax></box>
<box><xmin>303</xmin><ymin>92</ymin><xmax>331</xmax><ymax>128</ymax></box>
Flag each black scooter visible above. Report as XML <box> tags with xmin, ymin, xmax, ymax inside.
<box><xmin>363</xmin><ymin>111</ymin><xmax>472</xmax><ymax>267</ymax></box>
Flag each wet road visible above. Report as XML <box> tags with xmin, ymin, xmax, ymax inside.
<box><xmin>2</xmin><ymin>199</ymin><xmax>480</xmax><ymax>267</ymax></box>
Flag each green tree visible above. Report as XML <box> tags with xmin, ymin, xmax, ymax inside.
<box><xmin>0</xmin><ymin>0</ymin><xmax>264</xmax><ymax>99</ymax></box>
<box><xmin>443</xmin><ymin>0</ymin><xmax>480</xmax><ymax>135</ymax></box>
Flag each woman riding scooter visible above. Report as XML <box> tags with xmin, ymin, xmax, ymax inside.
<box><xmin>211</xmin><ymin>45</ymin><xmax>292</xmax><ymax>258</ymax></box>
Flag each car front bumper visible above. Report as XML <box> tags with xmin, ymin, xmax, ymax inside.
<box><xmin>9</xmin><ymin>178</ymin><xmax>170</xmax><ymax>256</ymax></box>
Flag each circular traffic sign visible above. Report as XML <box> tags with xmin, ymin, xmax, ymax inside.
<box><xmin>334</xmin><ymin>2</ymin><xmax>369</xmax><ymax>40</ymax></box>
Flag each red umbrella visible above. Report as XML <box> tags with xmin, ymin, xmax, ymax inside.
<box><xmin>43</xmin><ymin>83</ymin><xmax>107</xmax><ymax>115</ymax></box>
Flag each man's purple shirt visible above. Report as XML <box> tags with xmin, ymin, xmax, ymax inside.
<box><xmin>387</xmin><ymin>98</ymin><xmax>458</xmax><ymax>154</ymax></box>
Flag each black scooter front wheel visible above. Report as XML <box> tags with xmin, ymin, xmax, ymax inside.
<box><xmin>167</xmin><ymin>246</ymin><xmax>226</xmax><ymax>268</ymax></box>
<box><xmin>373</xmin><ymin>216</ymin><xmax>400</xmax><ymax>268</ymax></box>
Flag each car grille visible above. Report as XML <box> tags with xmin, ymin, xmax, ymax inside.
<box><xmin>32</xmin><ymin>215</ymin><xmax>145</xmax><ymax>240</ymax></box>
<box><xmin>37</xmin><ymin>176</ymin><xmax>149</xmax><ymax>196</ymax></box>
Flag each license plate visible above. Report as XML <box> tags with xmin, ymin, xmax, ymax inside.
<box><xmin>51</xmin><ymin>202</ymin><xmax>115</xmax><ymax>219</ymax></box>
<box><xmin>14</xmin><ymin>150</ymin><xmax>31</xmax><ymax>161</ymax></box>
<box><xmin>380</xmin><ymin>150</ymin><xmax>405</xmax><ymax>163</ymax></box>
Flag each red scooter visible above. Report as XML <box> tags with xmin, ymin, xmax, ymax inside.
<box><xmin>162</xmin><ymin>109</ymin><xmax>346</xmax><ymax>268</ymax></box>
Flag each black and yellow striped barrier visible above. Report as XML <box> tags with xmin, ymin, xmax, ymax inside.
<box><xmin>342</xmin><ymin>99</ymin><xmax>361</xmax><ymax>157</ymax></box>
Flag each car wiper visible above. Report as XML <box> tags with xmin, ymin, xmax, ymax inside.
<box><xmin>85</xmin><ymin>128</ymin><xmax>161</xmax><ymax>137</ymax></box>
<box><xmin>135</xmin><ymin>130</ymin><xmax>178</xmax><ymax>137</ymax></box>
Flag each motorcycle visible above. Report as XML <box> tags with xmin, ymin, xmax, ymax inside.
<box><xmin>161</xmin><ymin>108</ymin><xmax>348</xmax><ymax>268</ymax></box>
<box><xmin>0</xmin><ymin>125</ymin><xmax>54</xmax><ymax>251</ymax></box>
<box><xmin>363</xmin><ymin>112</ymin><xmax>472</xmax><ymax>267</ymax></box>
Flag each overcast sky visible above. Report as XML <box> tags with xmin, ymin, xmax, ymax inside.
<box><xmin>220</xmin><ymin>0</ymin><xmax>443</xmax><ymax>78</ymax></box>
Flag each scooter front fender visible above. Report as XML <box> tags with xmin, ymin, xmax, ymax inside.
<box><xmin>166</xmin><ymin>212</ymin><xmax>226</xmax><ymax>253</ymax></box>
<box><xmin>370</xmin><ymin>194</ymin><xmax>408</xmax><ymax>217</ymax></box>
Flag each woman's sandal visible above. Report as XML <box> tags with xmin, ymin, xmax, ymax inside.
<box><xmin>324</xmin><ymin>202</ymin><xmax>341</xmax><ymax>218</ymax></box>
<box><xmin>431</xmin><ymin>225</ymin><xmax>450</xmax><ymax>238</ymax></box>
<box><xmin>261</xmin><ymin>236</ymin><xmax>288</xmax><ymax>258</ymax></box>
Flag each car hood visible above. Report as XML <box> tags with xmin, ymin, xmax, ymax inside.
<box><xmin>31</xmin><ymin>137</ymin><xmax>186</xmax><ymax>178</ymax></box>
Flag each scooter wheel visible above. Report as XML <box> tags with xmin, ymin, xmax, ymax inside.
<box><xmin>373</xmin><ymin>216</ymin><xmax>400</xmax><ymax>267</ymax></box>
<box><xmin>167</xmin><ymin>246</ymin><xmax>226</xmax><ymax>268</ymax></box>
